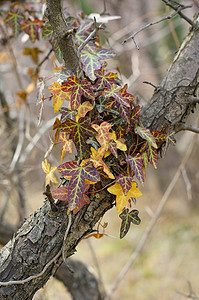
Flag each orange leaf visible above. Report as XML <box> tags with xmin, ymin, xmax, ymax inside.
<box><xmin>60</xmin><ymin>132</ymin><xmax>73</xmax><ymax>163</ymax></box>
<box><xmin>90</xmin><ymin>147</ymin><xmax>115</xmax><ymax>179</ymax></box>
<box><xmin>49</xmin><ymin>82</ymin><xmax>71</xmax><ymax>113</ymax></box>
<box><xmin>92</xmin><ymin>121</ymin><xmax>112</xmax><ymax>150</ymax></box>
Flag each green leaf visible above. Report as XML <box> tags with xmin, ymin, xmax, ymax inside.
<box><xmin>126</xmin><ymin>154</ymin><xmax>145</xmax><ymax>185</ymax></box>
<box><xmin>3</xmin><ymin>9</ymin><xmax>24</xmax><ymax>38</ymax></box>
<box><xmin>49</xmin><ymin>37</ymin><xmax>63</xmax><ymax>63</ymax></box>
<box><xmin>42</xmin><ymin>20</ymin><xmax>53</xmax><ymax>40</ymax></box>
<box><xmin>104</xmin><ymin>84</ymin><xmax>130</xmax><ymax>107</ymax></box>
<box><xmin>134</xmin><ymin>124</ymin><xmax>157</xmax><ymax>148</ymax></box>
<box><xmin>81</xmin><ymin>50</ymin><xmax>101</xmax><ymax>81</ymax></box>
<box><xmin>58</xmin><ymin>117</ymin><xmax>97</xmax><ymax>159</ymax></box>
<box><xmin>146</xmin><ymin>144</ymin><xmax>158</xmax><ymax>168</ymax></box>
<box><xmin>162</xmin><ymin>130</ymin><xmax>176</xmax><ymax>157</ymax></box>
<box><xmin>57</xmin><ymin>162</ymin><xmax>100</xmax><ymax>210</ymax></box>
<box><xmin>119</xmin><ymin>208</ymin><xmax>141</xmax><ymax>239</ymax></box>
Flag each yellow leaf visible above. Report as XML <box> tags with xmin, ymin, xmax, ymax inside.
<box><xmin>90</xmin><ymin>147</ymin><xmax>115</xmax><ymax>179</ymax></box>
<box><xmin>42</xmin><ymin>159</ymin><xmax>58</xmax><ymax>186</ymax></box>
<box><xmin>49</xmin><ymin>82</ymin><xmax>71</xmax><ymax>114</ymax></box>
<box><xmin>75</xmin><ymin>101</ymin><xmax>93</xmax><ymax>122</ymax></box>
<box><xmin>107</xmin><ymin>182</ymin><xmax>142</xmax><ymax>213</ymax></box>
<box><xmin>109</xmin><ymin>131</ymin><xmax>127</xmax><ymax>151</ymax></box>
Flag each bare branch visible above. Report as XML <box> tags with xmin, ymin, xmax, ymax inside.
<box><xmin>162</xmin><ymin>0</ymin><xmax>197</xmax><ymax>28</ymax></box>
<box><xmin>123</xmin><ymin>5</ymin><xmax>191</xmax><ymax>46</ymax></box>
<box><xmin>176</xmin><ymin>123</ymin><xmax>199</xmax><ymax>133</ymax></box>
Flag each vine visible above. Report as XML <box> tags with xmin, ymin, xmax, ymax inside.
<box><xmin>2</xmin><ymin>1</ymin><xmax>176</xmax><ymax>239</ymax></box>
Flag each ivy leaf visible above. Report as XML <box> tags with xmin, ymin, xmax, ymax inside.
<box><xmin>60</xmin><ymin>107</ymin><xmax>76</xmax><ymax>122</ymax></box>
<box><xmin>92</xmin><ymin>121</ymin><xmax>112</xmax><ymax>150</ymax></box>
<box><xmin>62</xmin><ymin>75</ymin><xmax>94</xmax><ymax>110</ymax></box>
<box><xmin>94</xmin><ymin>68</ymin><xmax>118</xmax><ymax>90</ymax></box>
<box><xmin>126</xmin><ymin>154</ymin><xmax>145</xmax><ymax>185</ymax></box>
<box><xmin>76</xmin><ymin>101</ymin><xmax>93</xmax><ymax>122</ymax></box>
<box><xmin>49</xmin><ymin>36</ymin><xmax>63</xmax><ymax>63</ymax></box>
<box><xmin>116</xmin><ymin>102</ymin><xmax>131</xmax><ymax>124</ymax></box>
<box><xmin>146</xmin><ymin>144</ymin><xmax>158</xmax><ymax>168</ymax></box>
<box><xmin>42</xmin><ymin>159</ymin><xmax>58</xmax><ymax>186</ymax></box>
<box><xmin>73</xmin><ymin>185</ymin><xmax>90</xmax><ymax>214</ymax></box>
<box><xmin>119</xmin><ymin>208</ymin><xmax>141</xmax><ymax>239</ymax></box>
<box><xmin>107</xmin><ymin>182</ymin><xmax>142</xmax><ymax>213</ymax></box>
<box><xmin>90</xmin><ymin>147</ymin><xmax>115</xmax><ymax>179</ymax></box>
<box><xmin>49</xmin><ymin>82</ymin><xmax>71</xmax><ymax>113</ymax></box>
<box><xmin>57</xmin><ymin>162</ymin><xmax>100</xmax><ymax>210</ymax></box>
<box><xmin>108</xmin><ymin>140</ymin><xmax>118</xmax><ymax>158</ymax></box>
<box><xmin>42</xmin><ymin>20</ymin><xmax>53</xmax><ymax>40</ymax></box>
<box><xmin>60</xmin><ymin>132</ymin><xmax>73</xmax><ymax>163</ymax></box>
<box><xmin>3</xmin><ymin>9</ymin><xmax>24</xmax><ymax>38</ymax></box>
<box><xmin>109</xmin><ymin>131</ymin><xmax>127</xmax><ymax>152</ymax></box>
<box><xmin>21</xmin><ymin>18</ymin><xmax>43</xmax><ymax>43</ymax></box>
<box><xmin>80</xmin><ymin>50</ymin><xmax>101</xmax><ymax>81</ymax></box>
<box><xmin>96</xmin><ymin>96</ymin><xmax>107</xmax><ymax>113</ymax></box>
<box><xmin>152</xmin><ymin>130</ymin><xmax>166</xmax><ymax>143</ymax></box>
<box><xmin>53</xmin><ymin>66</ymin><xmax>74</xmax><ymax>81</ymax></box>
<box><xmin>116</xmin><ymin>174</ymin><xmax>134</xmax><ymax>195</ymax></box>
<box><xmin>103</xmin><ymin>84</ymin><xmax>130</xmax><ymax>107</ymax></box>
<box><xmin>131</xmin><ymin>105</ymin><xmax>141</xmax><ymax>123</ymax></box>
<box><xmin>58</xmin><ymin>117</ymin><xmax>97</xmax><ymax>159</ymax></box>
<box><xmin>81</xmin><ymin>49</ymin><xmax>116</xmax><ymax>81</ymax></box>
<box><xmin>96</xmin><ymin>49</ymin><xmax>116</xmax><ymax>61</ymax></box>
<box><xmin>162</xmin><ymin>130</ymin><xmax>176</xmax><ymax>157</ymax></box>
<box><xmin>120</xmin><ymin>84</ymin><xmax>134</xmax><ymax>104</ymax></box>
<box><xmin>23</xmin><ymin>47</ymin><xmax>43</xmax><ymax>64</ymax></box>
<box><xmin>51</xmin><ymin>186</ymin><xmax>68</xmax><ymax>201</ymax></box>
<box><xmin>134</xmin><ymin>124</ymin><xmax>157</xmax><ymax>148</ymax></box>
<box><xmin>75</xmin><ymin>20</ymin><xmax>94</xmax><ymax>52</ymax></box>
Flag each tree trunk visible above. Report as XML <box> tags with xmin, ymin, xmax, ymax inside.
<box><xmin>0</xmin><ymin>7</ymin><xmax>198</xmax><ymax>300</ymax></box>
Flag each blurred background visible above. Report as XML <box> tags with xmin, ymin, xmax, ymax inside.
<box><xmin>0</xmin><ymin>0</ymin><xmax>199</xmax><ymax>299</ymax></box>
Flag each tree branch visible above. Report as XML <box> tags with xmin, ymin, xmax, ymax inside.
<box><xmin>0</xmin><ymin>3</ymin><xmax>199</xmax><ymax>300</ymax></box>
<box><xmin>45</xmin><ymin>0</ymin><xmax>81</xmax><ymax>74</ymax></box>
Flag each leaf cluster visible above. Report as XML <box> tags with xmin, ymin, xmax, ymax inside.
<box><xmin>2</xmin><ymin>2</ymin><xmax>176</xmax><ymax>238</ymax></box>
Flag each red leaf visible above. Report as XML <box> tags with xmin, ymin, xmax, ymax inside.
<box><xmin>62</xmin><ymin>75</ymin><xmax>94</xmax><ymax>110</ymax></box>
<box><xmin>21</xmin><ymin>18</ymin><xmax>43</xmax><ymax>43</ymax></box>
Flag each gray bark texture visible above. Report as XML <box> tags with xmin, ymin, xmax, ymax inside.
<box><xmin>0</xmin><ymin>0</ymin><xmax>198</xmax><ymax>298</ymax></box>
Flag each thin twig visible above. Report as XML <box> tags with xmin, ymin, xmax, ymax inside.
<box><xmin>0</xmin><ymin>189</ymin><xmax>11</xmax><ymax>224</ymax></box>
<box><xmin>19</xmin><ymin>117</ymin><xmax>56</xmax><ymax>164</ymax></box>
<box><xmin>0</xmin><ymin>250</ymin><xmax>62</xmax><ymax>286</ymax></box>
<box><xmin>0</xmin><ymin>214</ymin><xmax>72</xmax><ymax>286</ymax></box>
<box><xmin>87</xmin><ymin>239</ymin><xmax>106</xmax><ymax>296</ymax></box>
<box><xmin>107</xmin><ymin>132</ymin><xmax>198</xmax><ymax>299</ymax></box>
<box><xmin>34</xmin><ymin>48</ymin><xmax>53</xmax><ymax>75</ymax></box>
<box><xmin>181</xmin><ymin>168</ymin><xmax>192</xmax><ymax>201</ymax></box>
<box><xmin>123</xmin><ymin>5</ymin><xmax>192</xmax><ymax>46</ymax></box>
<box><xmin>78</xmin><ymin>18</ymin><xmax>103</xmax><ymax>55</ymax></box>
<box><xmin>177</xmin><ymin>123</ymin><xmax>199</xmax><ymax>134</ymax></box>
<box><xmin>176</xmin><ymin>281</ymin><xmax>199</xmax><ymax>299</ymax></box>
<box><xmin>161</xmin><ymin>0</ymin><xmax>196</xmax><ymax>28</ymax></box>
<box><xmin>43</xmin><ymin>184</ymin><xmax>58</xmax><ymax>212</ymax></box>
<box><xmin>62</xmin><ymin>213</ymin><xmax>72</xmax><ymax>263</ymax></box>
<box><xmin>9</xmin><ymin>105</ymin><xmax>26</xmax><ymax>172</ymax></box>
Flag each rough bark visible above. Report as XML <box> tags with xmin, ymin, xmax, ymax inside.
<box><xmin>0</xmin><ymin>4</ymin><xmax>198</xmax><ymax>300</ymax></box>
<box><xmin>0</xmin><ymin>225</ymin><xmax>102</xmax><ymax>300</ymax></box>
